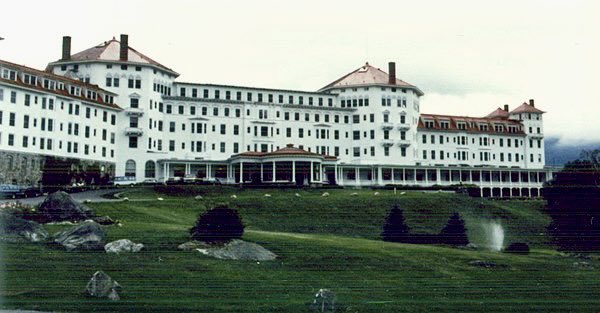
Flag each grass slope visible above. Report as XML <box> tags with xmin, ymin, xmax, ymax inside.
<box><xmin>1</xmin><ymin>187</ymin><xmax>596</xmax><ymax>312</ymax></box>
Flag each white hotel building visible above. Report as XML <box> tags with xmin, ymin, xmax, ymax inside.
<box><xmin>0</xmin><ymin>35</ymin><xmax>552</xmax><ymax>197</ymax></box>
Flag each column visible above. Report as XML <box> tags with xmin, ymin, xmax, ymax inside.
<box><xmin>469</xmin><ymin>170</ymin><xmax>473</xmax><ymax>184</ymax></box>
<box><xmin>208</xmin><ymin>164</ymin><xmax>212</xmax><ymax>179</ymax></box>
<box><xmin>260</xmin><ymin>163</ymin><xmax>264</xmax><ymax>182</ymax></box>
<box><xmin>377</xmin><ymin>167</ymin><xmax>383</xmax><ymax>186</ymax></box>
<box><xmin>292</xmin><ymin>161</ymin><xmax>296</xmax><ymax>183</ymax></box>
<box><xmin>272</xmin><ymin>162</ymin><xmax>276</xmax><ymax>182</ymax></box>
<box><xmin>413</xmin><ymin>169</ymin><xmax>417</xmax><ymax>185</ymax></box>
<box><xmin>425</xmin><ymin>169</ymin><xmax>429</xmax><ymax>185</ymax></box>
<box><xmin>391</xmin><ymin>168</ymin><xmax>395</xmax><ymax>185</ymax></box>
<box><xmin>334</xmin><ymin>164</ymin><xmax>338</xmax><ymax>185</ymax></box>
<box><xmin>163</xmin><ymin>163</ymin><xmax>167</xmax><ymax>182</ymax></box>
<box><xmin>185</xmin><ymin>163</ymin><xmax>191</xmax><ymax>176</ymax></box>
<box><xmin>239</xmin><ymin>162</ymin><xmax>243</xmax><ymax>184</ymax></box>
<box><xmin>309</xmin><ymin>162</ymin><xmax>314</xmax><ymax>183</ymax></box>
<box><xmin>320</xmin><ymin>164</ymin><xmax>323</xmax><ymax>182</ymax></box>
<box><xmin>339</xmin><ymin>166</ymin><xmax>344</xmax><ymax>185</ymax></box>
<box><xmin>436</xmin><ymin>168</ymin><xmax>441</xmax><ymax>185</ymax></box>
<box><xmin>356</xmin><ymin>167</ymin><xmax>360</xmax><ymax>186</ymax></box>
<box><xmin>166</xmin><ymin>163</ymin><xmax>170</xmax><ymax>180</ymax></box>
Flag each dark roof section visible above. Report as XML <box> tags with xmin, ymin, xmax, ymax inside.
<box><xmin>319</xmin><ymin>63</ymin><xmax>424</xmax><ymax>96</ymax></box>
<box><xmin>0</xmin><ymin>59</ymin><xmax>121</xmax><ymax>110</ymax></box>
<box><xmin>48</xmin><ymin>38</ymin><xmax>178</xmax><ymax>76</ymax></box>
<box><xmin>485</xmin><ymin>107</ymin><xmax>510</xmax><ymax>119</ymax></box>
<box><xmin>418</xmin><ymin>113</ymin><xmax>525</xmax><ymax>135</ymax></box>
<box><xmin>175</xmin><ymin>82</ymin><xmax>333</xmax><ymax>96</ymax></box>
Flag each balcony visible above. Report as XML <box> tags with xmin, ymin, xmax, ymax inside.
<box><xmin>125</xmin><ymin>127</ymin><xmax>143</xmax><ymax>136</ymax></box>
<box><xmin>381</xmin><ymin>123</ymin><xmax>394</xmax><ymax>130</ymax></box>
<box><xmin>397</xmin><ymin>140</ymin><xmax>411</xmax><ymax>147</ymax></box>
<box><xmin>530</xmin><ymin>132</ymin><xmax>544</xmax><ymax>139</ymax></box>
<box><xmin>397</xmin><ymin>124</ymin><xmax>410</xmax><ymax>131</ymax></box>
<box><xmin>381</xmin><ymin>139</ymin><xmax>394</xmax><ymax>147</ymax></box>
<box><xmin>125</xmin><ymin>107</ymin><xmax>144</xmax><ymax>117</ymax></box>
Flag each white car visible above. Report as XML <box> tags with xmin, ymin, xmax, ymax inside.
<box><xmin>112</xmin><ymin>176</ymin><xmax>137</xmax><ymax>186</ymax></box>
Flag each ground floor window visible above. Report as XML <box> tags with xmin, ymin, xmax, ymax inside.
<box><xmin>125</xmin><ymin>159</ymin><xmax>136</xmax><ymax>177</ymax></box>
<box><xmin>145</xmin><ymin>161</ymin><xmax>155</xmax><ymax>178</ymax></box>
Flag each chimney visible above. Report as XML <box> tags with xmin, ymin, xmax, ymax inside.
<box><xmin>119</xmin><ymin>34</ymin><xmax>128</xmax><ymax>61</ymax></box>
<box><xmin>529</xmin><ymin>99</ymin><xmax>534</xmax><ymax>107</ymax></box>
<box><xmin>388</xmin><ymin>62</ymin><xmax>396</xmax><ymax>85</ymax></box>
<box><xmin>62</xmin><ymin>36</ymin><xmax>71</xmax><ymax>60</ymax></box>
<box><xmin>504</xmin><ymin>104</ymin><xmax>509</xmax><ymax>112</ymax></box>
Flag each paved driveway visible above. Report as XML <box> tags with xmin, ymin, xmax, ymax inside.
<box><xmin>0</xmin><ymin>188</ymin><xmax>122</xmax><ymax>206</ymax></box>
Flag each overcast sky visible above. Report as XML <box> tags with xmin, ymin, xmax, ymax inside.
<box><xmin>0</xmin><ymin>0</ymin><xmax>598</xmax><ymax>145</ymax></box>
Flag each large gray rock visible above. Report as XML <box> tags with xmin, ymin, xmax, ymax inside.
<box><xmin>85</xmin><ymin>271</ymin><xmax>121</xmax><ymax>301</ymax></box>
<box><xmin>37</xmin><ymin>191</ymin><xmax>93</xmax><ymax>223</ymax></box>
<box><xmin>105</xmin><ymin>239</ymin><xmax>144</xmax><ymax>253</ymax></box>
<box><xmin>54</xmin><ymin>221</ymin><xmax>106</xmax><ymax>251</ymax></box>
<box><xmin>181</xmin><ymin>239</ymin><xmax>277</xmax><ymax>261</ymax></box>
<box><xmin>0</xmin><ymin>212</ymin><xmax>48</xmax><ymax>243</ymax></box>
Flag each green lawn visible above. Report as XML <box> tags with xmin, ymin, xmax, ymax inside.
<box><xmin>1</xmin><ymin>187</ymin><xmax>597</xmax><ymax>312</ymax></box>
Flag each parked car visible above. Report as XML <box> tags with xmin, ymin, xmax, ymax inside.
<box><xmin>112</xmin><ymin>176</ymin><xmax>137</xmax><ymax>187</ymax></box>
<box><xmin>0</xmin><ymin>184</ymin><xmax>24</xmax><ymax>199</ymax></box>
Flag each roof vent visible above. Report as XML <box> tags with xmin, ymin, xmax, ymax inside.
<box><xmin>120</xmin><ymin>34</ymin><xmax>129</xmax><ymax>61</ymax></box>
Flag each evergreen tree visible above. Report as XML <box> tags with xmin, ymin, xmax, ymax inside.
<box><xmin>439</xmin><ymin>212</ymin><xmax>469</xmax><ymax>246</ymax></box>
<box><xmin>190</xmin><ymin>205</ymin><xmax>245</xmax><ymax>243</ymax></box>
<box><xmin>381</xmin><ymin>203</ymin><xmax>411</xmax><ymax>242</ymax></box>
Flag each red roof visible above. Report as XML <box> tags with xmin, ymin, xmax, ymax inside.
<box><xmin>233</xmin><ymin>144</ymin><xmax>337</xmax><ymax>160</ymax></box>
<box><xmin>418</xmin><ymin>113</ymin><xmax>525</xmax><ymax>135</ymax></box>
<box><xmin>0</xmin><ymin>59</ymin><xmax>120</xmax><ymax>110</ymax></box>
<box><xmin>51</xmin><ymin>38</ymin><xmax>177</xmax><ymax>75</ymax></box>
<box><xmin>509</xmin><ymin>102</ymin><xmax>545</xmax><ymax>114</ymax></box>
<box><xmin>485</xmin><ymin>107</ymin><xmax>510</xmax><ymax>119</ymax></box>
<box><xmin>319</xmin><ymin>63</ymin><xmax>423</xmax><ymax>95</ymax></box>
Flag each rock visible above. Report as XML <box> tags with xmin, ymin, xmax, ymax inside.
<box><xmin>53</xmin><ymin>221</ymin><xmax>106</xmax><ymax>251</ymax></box>
<box><xmin>373</xmin><ymin>192</ymin><xmax>380</xmax><ymax>196</ymax></box>
<box><xmin>321</xmin><ymin>192</ymin><xmax>329</xmax><ymax>197</ymax></box>
<box><xmin>468</xmin><ymin>260</ymin><xmax>498</xmax><ymax>268</ymax></box>
<box><xmin>83</xmin><ymin>199</ymin><xmax>92</xmax><ymax>204</ymax></box>
<box><xmin>295</xmin><ymin>193</ymin><xmax>301</xmax><ymax>197</ymax></box>
<box><xmin>37</xmin><ymin>191</ymin><xmax>93</xmax><ymax>223</ymax></box>
<box><xmin>105</xmin><ymin>239</ymin><xmax>144</xmax><ymax>253</ymax></box>
<box><xmin>92</xmin><ymin>216</ymin><xmax>115</xmax><ymax>225</ymax></box>
<box><xmin>350</xmin><ymin>192</ymin><xmax>358</xmax><ymax>196</ymax></box>
<box><xmin>309</xmin><ymin>289</ymin><xmax>337</xmax><ymax>313</ymax></box>
<box><xmin>230</xmin><ymin>195</ymin><xmax>237</xmax><ymax>199</ymax></box>
<box><xmin>184</xmin><ymin>239</ymin><xmax>277</xmax><ymax>261</ymax></box>
<box><xmin>0</xmin><ymin>212</ymin><xmax>49</xmax><ymax>243</ymax></box>
<box><xmin>194</xmin><ymin>195</ymin><xmax>203</xmax><ymax>200</ymax></box>
<box><xmin>85</xmin><ymin>271</ymin><xmax>121</xmax><ymax>301</ymax></box>
<box><xmin>573</xmin><ymin>261</ymin><xmax>594</xmax><ymax>270</ymax></box>
<box><xmin>122</xmin><ymin>197</ymin><xmax>130</xmax><ymax>201</ymax></box>
<box><xmin>264</xmin><ymin>194</ymin><xmax>271</xmax><ymax>197</ymax></box>
<box><xmin>157</xmin><ymin>197</ymin><xmax>164</xmax><ymax>201</ymax></box>
<box><xmin>178</xmin><ymin>240</ymin><xmax>212</xmax><ymax>251</ymax></box>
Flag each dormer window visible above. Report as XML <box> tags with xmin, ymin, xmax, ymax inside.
<box><xmin>494</xmin><ymin>124</ymin><xmax>504</xmax><ymax>132</ymax></box>
<box><xmin>479</xmin><ymin>124</ymin><xmax>489</xmax><ymax>131</ymax></box>
<box><xmin>424</xmin><ymin>120</ymin><xmax>435</xmax><ymax>128</ymax></box>
<box><xmin>439</xmin><ymin>121</ymin><xmax>449</xmax><ymax>129</ymax></box>
<box><xmin>23</xmin><ymin>74</ymin><xmax>37</xmax><ymax>85</ymax></box>
<box><xmin>457</xmin><ymin>122</ymin><xmax>466</xmax><ymax>130</ymax></box>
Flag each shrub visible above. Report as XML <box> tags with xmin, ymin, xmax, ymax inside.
<box><xmin>381</xmin><ymin>203</ymin><xmax>411</xmax><ymax>243</ymax></box>
<box><xmin>505</xmin><ymin>242</ymin><xmax>530</xmax><ymax>254</ymax></box>
<box><xmin>439</xmin><ymin>212</ymin><xmax>469</xmax><ymax>246</ymax></box>
<box><xmin>190</xmin><ymin>205</ymin><xmax>244</xmax><ymax>243</ymax></box>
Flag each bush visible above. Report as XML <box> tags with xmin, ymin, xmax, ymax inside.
<box><xmin>381</xmin><ymin>203</ymin><xmax>411</xmax><ymax>243</ymax></box>
<box><xmin>439</xmin><ymin>212</ymin><xmax>469</xmax><ymax>246</ymax></box>
<box><xmin>505</xmin><ymin>242</ymin><xmax>530</xmax><ymax>254</ymax></box>
<box><xmin>190</xmin><ymin>205</ymin><xmax>245</xmax><ymax>243</ymax></box>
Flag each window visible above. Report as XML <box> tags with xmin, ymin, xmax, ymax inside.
<box><xmin>10</xmin><ymin>91</ymin><xmax>16</xmax><ymax>103</ymax></box>
<box><xmin>9</xmin><ymin>113</ymin><xmax>15</xmax><ymax>126</ymax></box>
<box><xmin>169</xmin><ymin>140</ymin><xmax>175</xmax><ymax>152</ymax></box>
<box><xmin>129</xmin><ymin>137</ymin><xmax>138</xmax><ymax>148</ymax></box>
<box><xmin>125</xmin><ymin>160</ymin><xmax>136</xmax><ymax>177</ymax></box>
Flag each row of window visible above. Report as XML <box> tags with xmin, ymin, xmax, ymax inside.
<box><xmin>0</xmin><ymin>132</ymin><xmax>114</xmax><ymax>158</ymax></box>
<box><xmin>177</xmin><ymin>87</ymin><xmax>334</xmax><ymax>107</ymax></box>
<box><xmin>421</xmin><ymin>150</ymin><xmax>542</xmax><ymax>163</ymax></box>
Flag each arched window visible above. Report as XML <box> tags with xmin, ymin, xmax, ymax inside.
<box><xmin>145</xmin><ymin>161</ymin><xmax>156</xmax><ymax>178</ymax></box>
<box><xmin>125</xmin><ymin>160</ymin><xmax>136</xmax><ymax>178</ymax></box>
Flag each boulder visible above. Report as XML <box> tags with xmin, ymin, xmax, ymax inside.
<box><xmin>573</xmin><ymin>261</ymin><xmax>594</xmax><ymax>270</ymax></box>
<box><xmin>0</xmin><ymin>212</ymin><xmax>49</xmax><ymax>243</ymax></box>
<box><xmin>321</xmin><ymin>192</ymin><xmax>330</xmax><ymax>197</ymax></box>
<box><xmin>37</xmin><ymin>191</ymin><xmax>92</xmax><ymax>223</ymax></box>
<box><xmin>309</xmin><ymin>289</ymin><xmax>337</xmax><ymax>313</ymax></box>
<box><xmin>468</xmin><ymin>260</ymin><xmax>498</xmax><ymax>268</ymax></box>
<box><xmin>53</xmin><ymin>221</ymin><xmax>106</xmax><ymax>251</ymax></box>
<box><xmin>85</xmin><ymin>271</ymin><xmax>121</xmax><ymax>301</ymax></box>
<box><xmin>183</xmin><ymin>239</ymin><xmax>277</xmax><ymax>261</ymax></box>
<box><xmin>105</xmin><ymin>239</ymin><xmax>144</xmax><ymax>253</ymax></box>
<box><xmin>92</xmin><ymin>216</ymin><xmax>115</xmax><ymax>225</ymax></box>
<box><xmin>178</xmin><ymin>240</ymin><xmax>212</xmax><ymax>251</ymax></box>
<box><xmin>194</xmin><ymin>195</ymin><xmax>203</xmax><ymax>200</ymax></box>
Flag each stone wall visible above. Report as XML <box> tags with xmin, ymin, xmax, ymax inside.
<box><xmin>0</xmin><ymin>150</ymin><xmax>115</xmax><ymax>187</ymax></box>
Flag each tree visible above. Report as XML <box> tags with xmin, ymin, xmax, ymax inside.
<box><xmin>190</xmin><ymin>205</ymin><xmax>245</xmax><ymax>243</ymax></box>
<box><xmin>544</xmin><ymin>149</ymin><xmax>600</xmax><ymax>251</ymax></box>
<box><xmin>381</xmin><ymin>203</ymin><xmax>411</xmax><ymax>243</ymax></box>
<box><xmin>439</xmin><ymin>212</ymin><xmax>469</xmax><ymax>246</ymax></box>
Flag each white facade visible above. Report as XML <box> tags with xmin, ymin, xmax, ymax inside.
<box><xmin>1</xmin><ymin>34</ymin><xmax>552</xmax><ymax>196</ymax></box>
